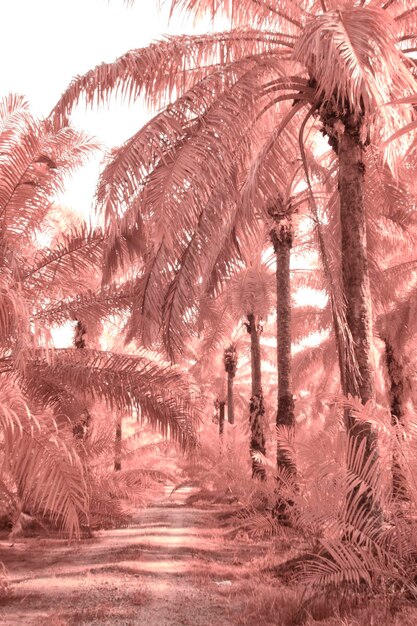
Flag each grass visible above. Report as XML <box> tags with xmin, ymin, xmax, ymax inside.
<box><xmin>0</xmin><ymin>562</ymin><xmax>12</xmax><ymax>604</ymax></box>
<box><xmin>45</xmin><ymin>604</ymin><xmax>137</xmax><ymax>626</ymax></box>
<box><xmin>222</xmin><ymin>578</ymin><xmax>417</xmax><ymax>626</ymax></box>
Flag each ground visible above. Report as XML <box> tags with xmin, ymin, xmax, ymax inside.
<box><xmin>2</xmin><ymin>487</ymin><xmax>417</xmax><ymax>626</ymax></box>
<box><xmin>0</xmin><ymin>487</ymin><xmax>278</xmax><ymax>626</ymax></box>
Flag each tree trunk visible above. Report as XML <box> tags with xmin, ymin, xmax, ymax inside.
<box><xmin>270</xmin><ymin>218</ymin><xmax>295</xmax><ymax>471</ymax></box>
<box><xmin>335</xmin><ymin>114</ymin><xmax>379</xmax><ymax>518</ymax></box>
<box><xmin>247</xmin><ymin>313</ymin><xmax>266</xmax><ymax>480</ymax></box>
<box><xmin>219</xmin><ymin>400</ymin><xmax>225</xmax><ymax>437</ymax></box>
<box><xmin>338</xmin><ymin>124</ymin><xmax>375</xmax><ymax>407</ymax></box>
<box><xmin>338</xmin><ymin>122</ymin><xmax>376</xmax><ymax>426</ymax></box>
<box><xmin>224</xmin><ymin>345</ymin><xmax>237</xmax><ymax>425</ymax></box>
<box><xmin>270</xmin><ymin>216</ymin><xmax>296</xmax><ymax>523</ymax></box>
<box><xmin>73</xmin><ymin>320</ymin><xmax>91</xmax><ymax>440</ymax></box>
<box><xmin>73</xmin><ymin>319</ymin><xmax>92</xmax><ymax>536</ymax></box>
<box><xmin>114</xmin><ymin>414</ymin><xmax>122</xmax><ymax>471</ymax></box>
<box><xmin>384</xmin><ymin>337</ymin><xmax>407</xmax><ymax>500</ymax></box>
<box><xmin>74</xmin><ymin>319</ymin><xmax>87</xmax><ymax>349</ymax></box>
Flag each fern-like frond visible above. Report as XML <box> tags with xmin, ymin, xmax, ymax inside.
<box><xmin>0</xmin><ymin>106</ymin><xmax>99</xmax><ymax>252</ymax></box>
<box><xmin>0</xmin><ymin>379</ymin><xmax>87</xmax><ymax>539</ymax></box>
<box><xmin>25</xmin><ymin>348</ymin><xmax>200</xmax><ymax>448</ymax></box>
<box><xmin>294</xmin><ymin>6</ymin><xmax>415</xmax><ymax>124</ymax></box>
<box><xmin>52</xmin><ymin>29</ymin><xmax>292</xmax><ymax>126</ymax></box>
<box><xmin>170</xmin><ymin>0</ymin><xmax>302</xmax><ymax>32</ymax></box>
<box><xmin>23</xmin><ymin>225</ymin><xmax>104</xmax><ymax>294</ymax></box>
<box><xmin>32</xmin><ymin>282</ymin><xmax>133</xmax><ymax>328</ymax></box>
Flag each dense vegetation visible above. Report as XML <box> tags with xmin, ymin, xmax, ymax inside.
<box><xmin>3</xmin><ymin>0</ymin><xmax>417</xmax><ymax>621</ymax></box>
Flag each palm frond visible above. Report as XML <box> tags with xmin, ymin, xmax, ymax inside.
<box><xmin>0</xmin><ymin>379</ymin><xmax>87</xmax><ymax>539</ymax></box>
<box><xmin>32</xmin><ymin>281</ymin><xmax>133</xmax><ymax>328</ymax></box>
<box><xmin>295</xmin><ymin>6</ymin><xmax>415</xmax><ymax>122</ymax></box>
<box><xmin>23</xmin><ymin>225</ymin><xmax>104</xmax><ymax>294</ymax></box>
<box><xmin>52</xmin><ymin>28</ymin><xmax>292</xmax><ymax>126</ymax></box>
<box><xmin>170</xmin><ymin>0</ymin><xmax>302</xmax><ymax>32</ymax></box>
<box><xmin>0</xmin><ymin>113</ymin><xmax>98</xmax><ymax>252</ymax></box>
<box><xmin>25</xmin><ymin>348</ymin><xmax>200</xmax><ymax>448</ymax></box>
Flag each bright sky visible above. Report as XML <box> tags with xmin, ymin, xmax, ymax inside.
<box><xmin>0</xmin><ymin>0</ymin><xmax>225</xmax><ymax>216</ymax></box>
<box><xmin>1</xmin><ymin>1</ymin><xmax>326</xmax><ymax>348</ymax></box>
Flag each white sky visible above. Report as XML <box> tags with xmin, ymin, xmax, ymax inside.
<box><xmin>0</xmin><ymin>0</ymin><xmax>225</xmax><ymax>216</ymax></box>
<box><xmin>1</xmin><ymin>1</ymin><xmax>325</xmax><ymax>348</ymax></box>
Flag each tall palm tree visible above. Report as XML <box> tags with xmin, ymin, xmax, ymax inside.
<box><xmin>246</xmin><ymin>315</ymin><xmax>266</xmax><ymax>478</ymax></box>
<box><xmin>214</xmin><ymin>398</ymin><xmax>226</xmax><ymax>439</ymax></box>
<box><xmin>52</xmin><ymin>0</ymin><xmax>417</xmax><ymax>516</ymax></box>
<box><xmin>228</xmin><ymin>260</ymin><xmax>274</xmax><ymax>478</ymax></box>
<box><xmin>245</xmin><ymin>136</ymin><xmax>317</xmax><ymax>488</ymax></box>
<box><xmin>114</xmin><ymin>412</ymin><xmax>123</xmax><ymax>471</ymax></box>
<box><xmin>55</xmin><ymin>0</ymin><xmax>417</xmax><ymax>374</ymax></box>
<box><xmin>195</xmin><ymin>255</ymin><xmax>275</xmax><ymax>477</ymax></box>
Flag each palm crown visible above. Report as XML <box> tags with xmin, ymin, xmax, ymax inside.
<box><xmin>49</xmin><ymin>0</ymin><xmax>417</xmax><ymax>523</ymax></box>
<box><xmin>52</xmin><ymin>0</ymin><xmax>417</xmax><ymax>356</ymax></box>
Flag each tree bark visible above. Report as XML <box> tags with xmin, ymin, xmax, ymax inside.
<box><xmin>270</xmin><ymin>216</ymin><xmax>296</xmax><ymax>523</ymax></box>
<box><xmin>270</xmin><ymin>218</ymin><xmax>295</xmax><ymax>471</ymax></box>
<box><xmin>334</xmin><ymin>114</ymin><xmax>379</xmax><ymax>518</ymax></box>
<box><xmin>73</xmin><ymin>319</ymin><xmax>92</xmax><ymax>536</ymax></box>
<box><xmin>74</xmin><ymin>320</ymin><xmax>87</xmax><ymax>349</ymax></box>
<box><xmin>224</xmin><ymin>345</ymin><xmax>237</xmax><ymax>425</ymax></box>
<box><xmin>384</xmin><ymin>337</ymin><xmax>407</xmax><ymax>500</ymax></box>
<box><xmin>338</xmin><ymin>123</ymin><xmax>375</xmax><ymax>408</ymax></box>
<box><xmin>219</xmin><ymin>400</ymin><xmax>225</xmax><ymax>437</ymax></box>
<box><xmin>73</xmin><ymin>320</ymin><xmax>91</xmax><ymax>440</ymax></box>
<box><xmin>114</xmin><ymin>414</ymin><xmax>122</xmax><ymax>471</ymax></box>
<box><xmin>247</xmin><ymin>313</ymin><xmax>266</xmax><ymax>480</ymax></box>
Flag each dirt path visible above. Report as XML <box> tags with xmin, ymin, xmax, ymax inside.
<box><xmin>0</xmin><ymin>488</ymin><xmax>271</xmax><ymax>625</ymax></box>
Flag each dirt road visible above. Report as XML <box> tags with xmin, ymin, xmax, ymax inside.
<box><xmin>0</xmin><ymin>487</ymin><xmax>267</xmax><ymax>625</ymax></box>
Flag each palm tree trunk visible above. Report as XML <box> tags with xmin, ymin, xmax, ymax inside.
<box><xmin>73</xmin><ymin>319</ymin><xmax>91</xmax><ymax>440</ymax></box>
<box><xmin>384</xmin><ymin>336</ymin><xmax>407</xmax><ymax>500</ymax></box>
<box><xmin>219</xmin><ymin>400</ymin><xmax>226</xmax><ymax>437</ymax></box>
<box><xmin>247</xmin><ymin>313</ymin><xmax>266</xmax><ymax>480</ymax></box>
<box><xmin>270</xmin><ymin>216</ymin><xmax>296</xmax><ymax>523</ymax></box>
<box><xmin>73</xmin><ymin>319</ymin><xmax>92</xmax><ymax>536</ymax></box>
<box><xmin>224</xmin><ymin>345</ymin><xmax>237</xmax><ymax>425</ymax></box>
<box><xmin>270</xmin><ymin>218</ymin><xmax>295</xmax><ymax>470</ymax></box>
<box><xmin>338</xmin><ymin>124</ymin><xmax>375</xmax><ymax>408</ymax></box>
<box><xmin>114</xmin><ymin>414</ymin><xmax>122</xmax><ymax>471</ymax></box>
<box><xmin>336</xmin><ymin>115</ymin><xmax>379</xmax><ymax>516</ymax></box>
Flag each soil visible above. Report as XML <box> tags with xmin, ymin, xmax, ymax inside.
<box><xmin>0</xmin><ymin>487</ymin><xmax>273</xmax><ymax>626</ymax></box>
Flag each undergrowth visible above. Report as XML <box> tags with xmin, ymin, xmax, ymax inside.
<box><xmin>0</xmin><ymin>562</ymin><xmax>12</xmax><ymax>604</ymax></box>
<box><xmin>230</xmin><ymin>580</ymin><xmax>417</xmax><ymax>626</ymax></box>
<box><xmin>184</xmin><ymin>400</ymin><xmax>417</xmax><ymax>603</ymax></box>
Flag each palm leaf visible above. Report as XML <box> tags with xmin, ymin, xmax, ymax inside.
<box><xmin>25</xmin><ymin>348</ymin><xmax>200</xmax><ymax>448</ymax></box>
<box><xmin>0</xmin><ymin>380</ymin><xmax>87</xmax><ymax>539</ymax></box>
<box><xmin>52</xmin><ymin>28</ymin><xmax>293</xmax><ymax>126</ymax></box>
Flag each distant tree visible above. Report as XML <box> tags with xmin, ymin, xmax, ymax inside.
<box><xmin>226</xmin><ymin>260</ymin><xmax>274</xmax><ymax>478</ymax></box>
<box><xmin>224</xmin><ymin>343</ymin><xmax>238</xmax><ymax>426</ymax></box>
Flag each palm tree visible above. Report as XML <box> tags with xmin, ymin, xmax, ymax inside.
<box><xmin>55</xmin><ymin>0</ymin><xmax>417</xmax><ymax>377</ymax></box>
<box><xmin>52</xmin><ymin>0</ymin><xmax>417</xmax><ymax>517</ymax></box>
<box><xmin>114</xmin><ymin>411</ymin><xmax>123</xmax><ymax>471</ymax></box>
<box><xmin>0</xmin><ymin>95</ymin><xmax>200</xmax><ymax>537</ymax></box>
<box><xmin>214</xmin><ymin>398</ymin><xmax>226</xmax><ymax>439</ymax></box>
<box><xmin>245</xmin><ymin>313</ymin><xmax>268</xmax><ymax>480</ymax></box>
<box><xmin>196</xmin><ymin>255</ymin><xmax>275</xmax><ymax>477</ymax></box>
<box><xmin>72</xmin><ymin>320</ymin><xmax>92</xmax><ymax>440</ymax></box>
<box><xmin>228</xmin><ymin>260</ymin><xmax>275</xmax><ymax>478</ymax></box>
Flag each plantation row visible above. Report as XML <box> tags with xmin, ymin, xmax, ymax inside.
<box><xmin>2</xmin><ymin>0</ymin><xmax>417</xmax><ymax>608</ymax></box>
